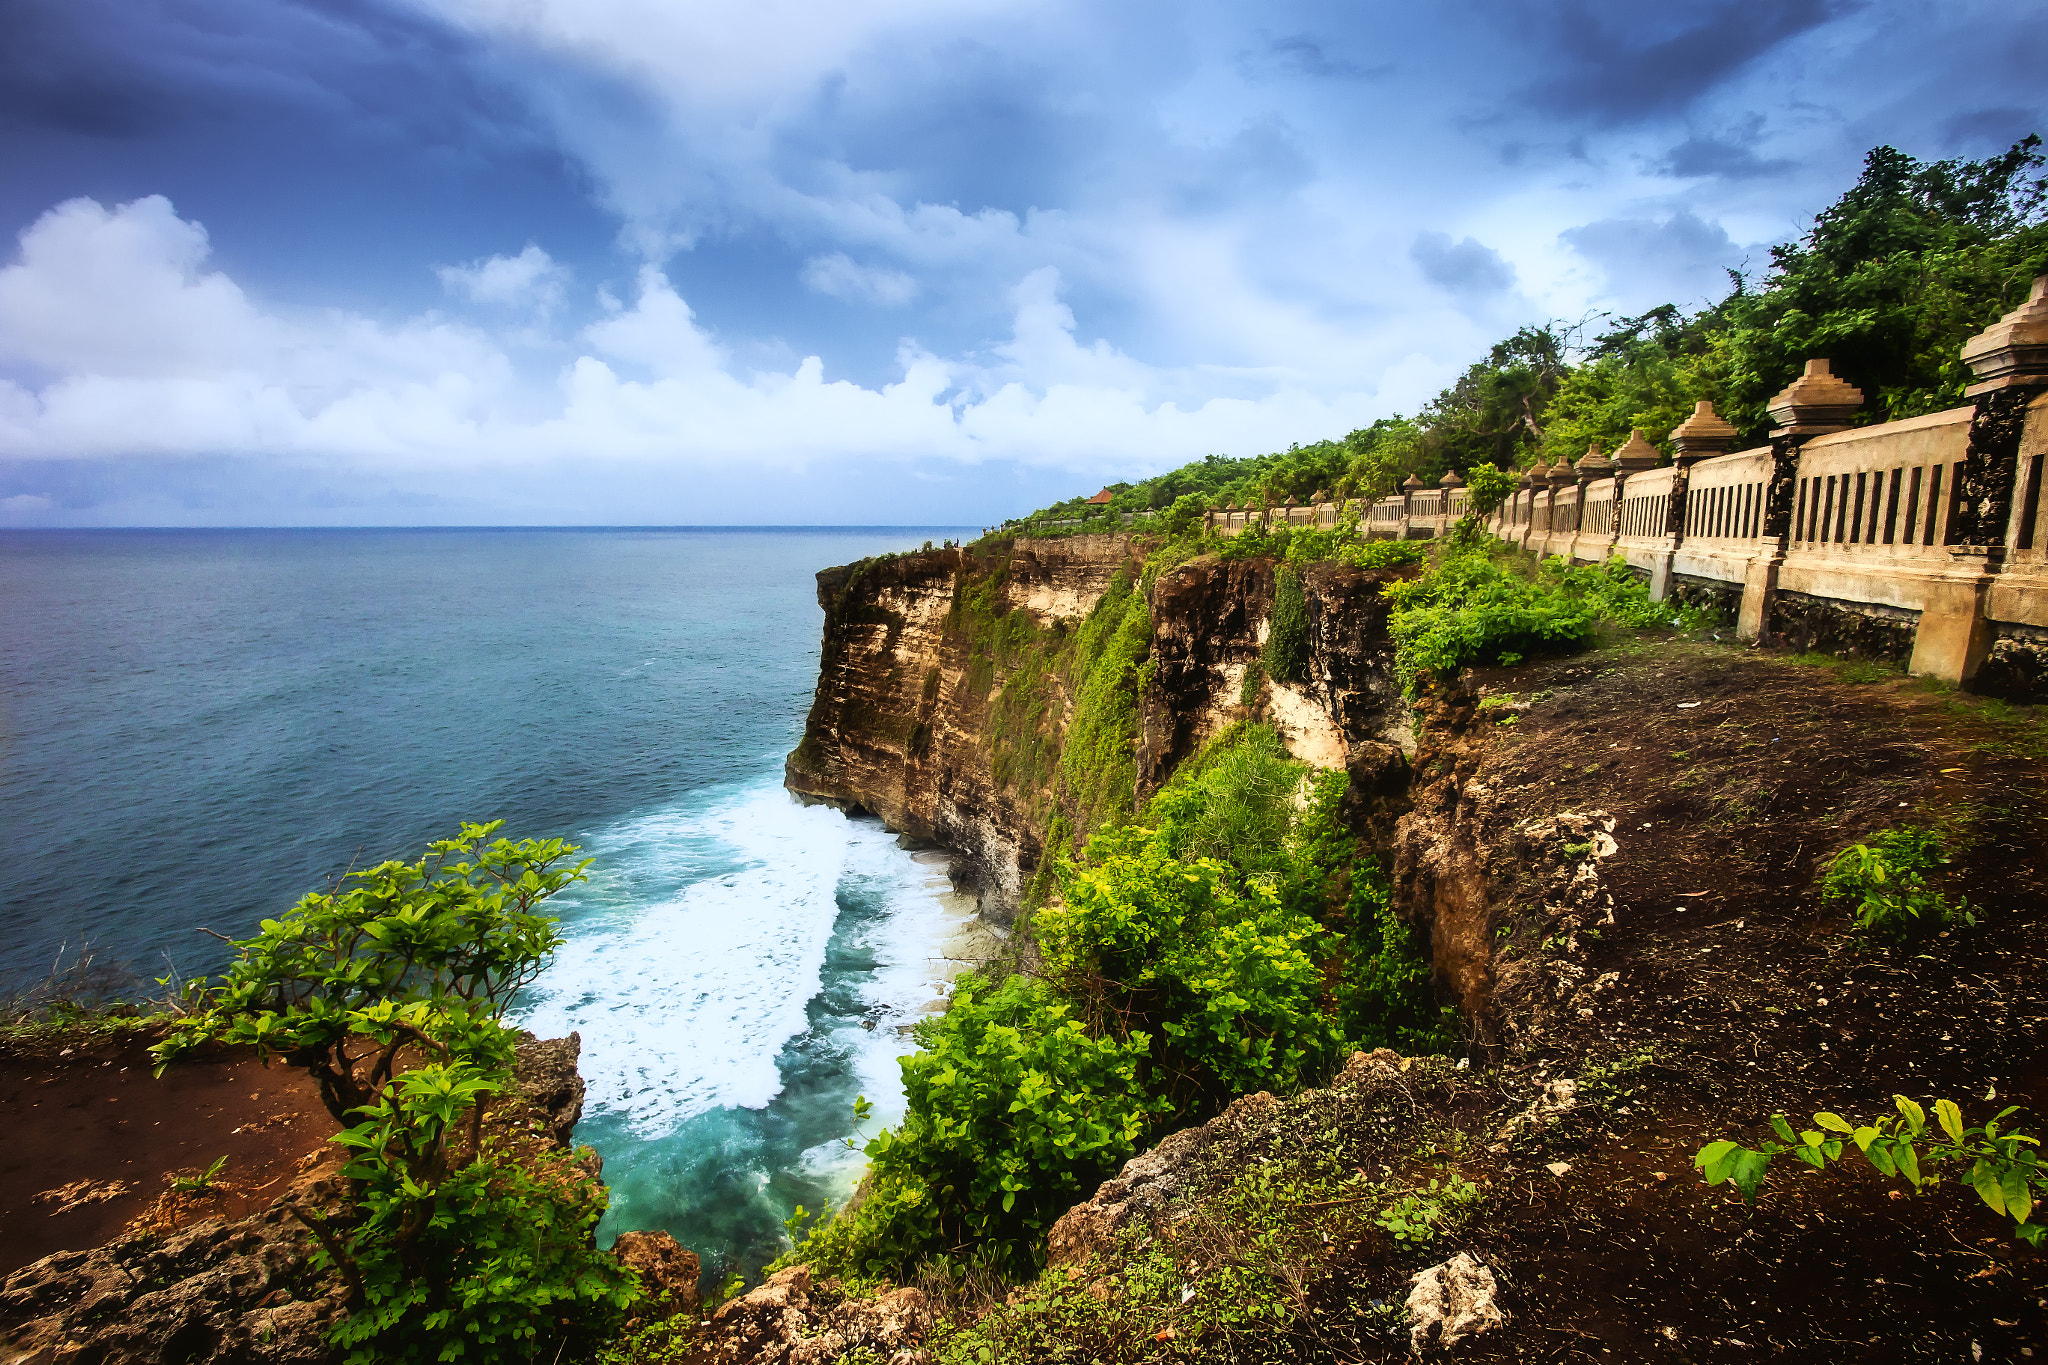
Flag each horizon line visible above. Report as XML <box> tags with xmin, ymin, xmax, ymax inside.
<box><xmin>0</xmin><ymin>523</ymin><xmax>991</xmax><ymax>533</ymax></box>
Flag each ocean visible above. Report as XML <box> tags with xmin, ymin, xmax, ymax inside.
<box><xmin>0</xmin><ymin>526</ymin><xmax>977</xmax><ymax>1282</ymax></box>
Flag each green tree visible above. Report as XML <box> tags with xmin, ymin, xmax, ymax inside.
<box><xmin>154</xmin><ymin>823</ymin><xmax>636</xmax><ymax>1364</ymax></box>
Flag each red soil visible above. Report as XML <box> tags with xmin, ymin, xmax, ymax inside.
<box><xmin>0</xmin><ymin>1032</ymin><xmax>337</xmax><ymax>1278</ymax></box>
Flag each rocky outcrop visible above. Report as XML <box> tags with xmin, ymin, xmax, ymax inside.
<box><xmin>611</xmin><ymin>1231</ymin><xmax>700</xmax><ymax>1318</ymax></box>
<box><xmin>787</xmin><ymin>537</ymin><xmax>1416</xmax><ymax>917</ymax></box>
<box><xmin>0</xmin><ymin>1036</ymin><xmax>599</xmax><ymax>1365</ymax></box>
<box><xmin>786</xmin><ymin>534</ymin><xmax>1149</xmax><ymax>915</ymax></box>
<box><xmin>1045</xmin><ymin>1048</ymin><xmax>1432</xmax><ymax>1269</ymax></box>
<box><xmin>697</xmin><ymin>1265</ymin><xmax>929</xmax><ymax>1365</ymax></box>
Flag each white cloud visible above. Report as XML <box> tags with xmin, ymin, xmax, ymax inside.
<box><xmin>438</xmin><ymin>244</ymin><xmax>569</xmax><ymax>311</ymax></box>
<box><xmin>800</xmin><ymin>253</ymin><xmax>919</xmax><ymax>307</ymax></box>
<box><xmin>1</xmin><ymin>493</ymin><xmax>53</xmax><ymax>513</ymax></box>
<box><xmin>0</xmin><ymin>196</ymin><xmax>1388</xmax><ymax>481</ymax></box>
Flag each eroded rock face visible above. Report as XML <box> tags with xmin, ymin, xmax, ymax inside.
<box><xmin>0</xmin><ymin>1168</ymin><xmax>350</xmax><ymax>1365</ymax></box>
<box><xmin>787</xmin><ymin>538</ymin><xmax>1416</xmax><ymax>919</ymax></box>
<box><xmin>1046</xmin><ymin>1089</ymin><xmax>1284</xmax><ymax>1269</ymax></box>
<box><xmin>512</xmin><ymin>1031</ymin><xmax>588</xmax><ymax>1147</ymax></box>
<box><xmin>785</xmin><ymin>535</ymin><xmax>1148</xmax><ymax>917</ymax></box>
<box><xmin>1046</xmin><ymin>1049</ymin><xmax>1425</xmax><ymax>1270</ymax></box>
<box><xmin>699</xmin><ymin>1265</ymin><xmax>929</xmax><ymax>1365</ymax></box>
<box><xmin>1406</xmin><ymin>1252</ymin><xmax>1506</xmax><ymax>1353</ymax></box>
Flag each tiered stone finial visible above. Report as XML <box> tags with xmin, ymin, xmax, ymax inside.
<box><xmin>1668</xmin><ymin>400</ymin><xmax>1738</xmax><ymax>464</ymax></box>
<box><xmin>1438</xmin><ymin>469</ymin><xmax>1465</xmax><ymax>489</ymax></box>
<box><xmin>1575</xmin><ymin>442</ymin><xmax>1613</xmax><ymax>480</ymax></box>
<box><xmin>1960</xmin><ymin>274</ymin><xmax>2048</xmax><ymax>394</ymax></box>
<box><xmin>1613</xmin><ymin>429</ymin><xmax>1662</xmax><ymax>473</ymax></box>
<box><xmin>1767</xmin><ymin>359</ymin><xmax>1863</xmax><ymax>435</ymax></box>
<box><xmin>1312</xmin><ymin>488</ymin><xmax>1331</xmax><ymax>503</ymax></box>
<box><xmin>1402</xmin><ymin>474</ymin><xmax>1425</xmax><ymax>492</ymax></box>
<box><xmin>1526</xmin><ymin>459</ymin><xmax>1553</xmax><ymax>488</ymax></box>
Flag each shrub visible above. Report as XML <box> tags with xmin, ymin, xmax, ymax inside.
<box><xmin>1043</xmin><ymin>825</ymin><xmax>1343</xmax><ymax>1110</ymax></box>
<box><xmin>784</xmin><ymin>973</ymin><xmax>1158</xmax><ymax>1282</ymax></box>
<box><xmin>153</xmin><ymin>823</ymin><xmax>636</xmax><ymax>1364</ymax></box>
<box><xmin>1144</xmin><ymin>724</ymin><xmax>1301</xmax><ymax>875</ymax></box>
<box><xmin>1384</xmin><ymin>544</ymin><xmax>1699</xmax><ymax>693</ymax></box>
<box><xmin>1263</xmin><ymin>566</ymin><xmax>1310</xmax><ymax>684</ymax></box>
<box><xmin>1821</xmin><ymin>825</ymin><xmax>1973</xmax><ymax>943</ymax></box>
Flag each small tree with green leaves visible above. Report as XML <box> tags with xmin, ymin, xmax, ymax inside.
<box><xmin>154</xmin><ymin>822</ymin><xmax>636</xmax><ymax>1363</ymax></box>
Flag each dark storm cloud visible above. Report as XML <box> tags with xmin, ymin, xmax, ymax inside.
<box><xmin>1508</xmin><ymin>0</ymin><xmax>1844</xmax><ymax>123</ymax></box>
<box><xmin>1939</xmin><ymin>108</ymin><xmax>2044</xmax><ymax>155</ymax></box>
<box><xmin>1659</xmin><ymin>116</ymin><xmax>1794</xmax><ymax>179</ymax></box>
<box><xmin>1563</xmin><ymin>210</ymin><xmax>1744</xmax><ymax>308</ymax></box>
<box><xmin>1411</xmin><ymin>233</ymin><xmax>1516</xmax><ymax>297</ymax></box>
<box><xmin>0</xmin><ymin>0</ymin><xmax>611</xmax><ymax>307</ymax></box>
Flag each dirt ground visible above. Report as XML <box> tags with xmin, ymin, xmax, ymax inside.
<box><xmin>0</xmin><ymin>1031</ymin><xmax>337</xmax><ymax>1278</ymax></box>
<box><xmin>1391</xmin><ymin>638</ymin><xmax>2048</xmax><ymax>1363</ymax></box>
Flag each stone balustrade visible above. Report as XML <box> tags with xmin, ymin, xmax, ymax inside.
<box><xmin>1196</xmin><ymin>276</ymin><xmax>2048</xmax><ymax>693</ymax></box>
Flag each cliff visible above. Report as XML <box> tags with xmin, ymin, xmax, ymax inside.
<box><xmin>785</xmin><ymin>534</ymin><xmax>1417</xmax><ymax>915</ymax></box>
<box><xmin>816</xmin><ymin>637</ymin><xmax>2048</xmax><ymax>1362</ymax></box>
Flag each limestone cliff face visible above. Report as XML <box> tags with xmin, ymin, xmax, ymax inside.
<box><xmin>1140</xmin><ymin>555</ymin><xmax>1414</xmax><ymax>826</ymax></box>
<box><xmin>785</xmin><ymin>536</ymin><xmax>1415</xmax><ymax>916</ymax></box>
<box><xmin>784</xmin><ymin>534</ymin><xmax>1146</xmax><ymax>915</ymax></box>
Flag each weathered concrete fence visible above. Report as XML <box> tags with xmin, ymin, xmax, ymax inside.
<box><xmin>1206</xmin><ymin>277</ymin><xmax>2048</xmax><ymax>695</ymax></box>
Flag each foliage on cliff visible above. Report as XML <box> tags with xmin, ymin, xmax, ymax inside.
<box><xmin>784</xmin><ymin>725</ymin><xmax>1450</xmax><ymax>1283</ymax></box>
<box><xmin>153</xmin><ymin>823</ymin><xmax>638</xmax><ymax>1364</ymax></box>
<box><xmin>1003</xmin><ymin>134</ymin><xmax>2046</xmax><ymax>530</ymax></box>
<box><xmin>1385</xmin><ymin>536</ymin><xmax>1704</xmax><ymax>693</ymax></box>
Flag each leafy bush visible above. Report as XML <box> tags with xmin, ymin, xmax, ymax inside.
<box><xmin>1282</xmin><ymin>770</ymin><xmax>1456</xmax><ymax>1053</ymax></box>
<box><xmin>154</xmin><ymin>823</ymin><xmax>637</xmax><ymax>1363</ymax></box>
<box><xmin>1461</xmin><ymin>462</ymin><xmax>1519</xmax><ymax>516</ymax></box>
<box><xmin>1042</xmin><ymin>824</ymin><xmax>1343</xmax><ymax>1111</ymax></box>
<box><xmin>1821</xmin><ymin>825</ymin><xmax>1974</xmax><ymax>943</ymax></box>
<box><xmin>332</xmin><ymin>1143</ymin><xmax>636</xmax><ymax>1364</ymax></box>
<box><xmin>1262</xmin><ymin>565</ymin><xmax>1310</xmax><ymax>684</ymax></box>
<box><xmin>1145</xmin><ymin>723</ymin><xmax>1301</xmax><ymax>874</ymax></box>
<box><xmin>1384</xmin><ymin>542</ymin><xmax>1699</xmax><ymax>693</ymax></box>
<box><xmin>782</xmin><ymin>973</ymin><xmax>1158</xmax><ymax>1282</ymax></box>
<box><xmin>1697</xmin><ymin>1095</ymin><xmax>2046</xmax><ymax>1244</ymax></box>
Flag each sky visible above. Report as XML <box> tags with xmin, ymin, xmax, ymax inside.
<box><xmin>0</xmin><ymin>0</ymin><xmax>2041</xmax><ymax>526</ymax></box>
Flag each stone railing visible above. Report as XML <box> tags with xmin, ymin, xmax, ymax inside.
<box><xmin>1196</xmin><ymin>274</ymin><xmax>2048</xmax><ymax>693</ymax></box>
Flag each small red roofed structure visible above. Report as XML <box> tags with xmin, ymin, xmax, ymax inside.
<box><xmin>1085</xmin><ymin>488</ymin><xmax>1115</xmax><ymax>505</ymax></box>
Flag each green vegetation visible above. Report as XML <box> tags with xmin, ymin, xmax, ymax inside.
<box><xmin>1821</xmin><ymin>825</ymin><xmax>1974</xmax><ymax>944</ymax></box>
<box><xmin>784</xmin><ymin>726</ymin><xmax>1453</xmax><ymax>1284</ymax></box>
<box><xmin>1697</xmin><ymin>1096</ymin><xmax>2046</xmax><ymax>1244</ymax></box>
<box><xmin>1261</xmin><ymin>566</ymin><xmax>1308</xmax><ymax>684</ymax></box>
<box><xmin>154</xmin><ymin>822</ymin><xmax>638</xmax><ymax>1365</ymax></box>
<box><xmin>1384</xmin><ymin>537</ymin><xmax>1702</xmax><ymax>693</ymax></box>
<box><xmin>998</xmin><ymin>135</ymin><xmax>2045</xmax><ymax>534</ymax></box>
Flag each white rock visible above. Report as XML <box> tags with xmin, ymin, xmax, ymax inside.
<box><xmin>1406</xmin><ymin>1252</ymin><xmax>1507</xmax><ymax>1353</ymax></box>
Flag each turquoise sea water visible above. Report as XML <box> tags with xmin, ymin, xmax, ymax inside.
<box><xmin>0</xmin><ymin>526</ymin><xmax>974</xmax><ymax>1282</ymax></box>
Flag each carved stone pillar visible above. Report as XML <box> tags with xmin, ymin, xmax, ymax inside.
<box><xmin>1666</xmin><ymin>400</ymin><xmax>1737</xmax><ymax>537</ymax></box>
<box><xmin>1739</xmin><ymin>361</ymin><xmax>1863</xmax><ymax>640</ymax></box>
<box><xmin>1953</xmin><ymin>274</ymin><xmax>2048</xmax><ymax>553</ymax></box>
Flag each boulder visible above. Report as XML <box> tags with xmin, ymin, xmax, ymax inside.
<box><xmin>1406</xmin><ymin>1252</ymin><xmax>1506</xmax><ymax>1353</ymax></box>
<box><xmin>611</xmin><ymin>1231</ymin><xmax>701</xmax><ymax>1318</ymax></box>
<box><xmin>698</xmin><ymin>1265</ymin><xmax>929</xmax><ymax>1365</ymax></box>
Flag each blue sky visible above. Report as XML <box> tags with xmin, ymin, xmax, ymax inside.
<box><xmin>0</xmin><ymin>0</ymin><xmax>2040</xmax><ymax>526</ymax></box>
